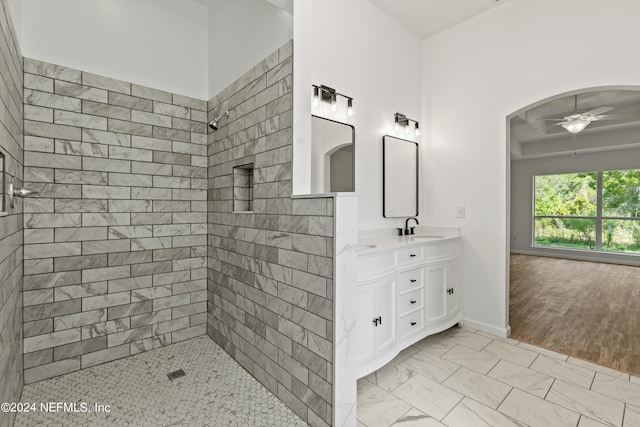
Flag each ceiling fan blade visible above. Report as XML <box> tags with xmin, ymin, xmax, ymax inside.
<box><xmin>594</xmin><ymin>113</ymin><xmax>638</xmax><ymax>120</ymax></box>
<box><xmin>585</xmin><ymin>106</ymin><xmax>614</xmax><ymax>116</ymax></box>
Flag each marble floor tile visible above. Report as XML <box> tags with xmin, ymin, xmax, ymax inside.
<box><xmin>359</xmin><ymin>327</ymin><xmax>635</xmax><ymax>427</ymax></box>
<box><xmin>475</xmin><ymin>330</ymin><xmax>519</xmax><ymax>346</ymax></box>
<box><xmin>546</xmin><ymin>379</ymin><xmax>624</xmax><ymax>427</ymax></box>
<box><xmin>364</xmin><ymin>362</ymin><xmax>416</xmax><ymax>392</ymax></box>
<box><xmin>442</xmin><ymin>397</ymin><xmax>526</xmax><ymax>427</ymax></box>
<box><xmin>591</xmin><ymin>372</ymin><xmax>640</xmax><ymax>407</ymax></box>
<box><xmin>391</xmin><ymin>345</ymin><xmax>421</xmax><ymax>364</ymax></box>
<box><xmin>482</xmin><ymin>340</ymin><xmax>538</xmax><ymax>367</ymax></box>
<box><xmin>568</xmin><ymin>357</ymin><xmax>631</xmax><ymax>381</ymax></box>
<box><xmin>399</xmin><ymin>349</ymin><xmax>460</xmax><ymax>383</ymax></box>
<box><xmin>392</xmin><ymin>374</ymin><xmax>463</xmax><ymax>420</ymax></box>
<box><xmin>498</xmin><ymin>389</ymin><xmax>580</xmax><ymax>427</ymax></box>
<box><xmin>623</xmin><ymin>404</ymin><xmax>640</xmax><ymax>427</ymax></box>
<box><xmin>440</xmin><ymin>329</ymin><xmax>493</xmax><ymax>351</ymax></box>
<box><xmin>516</xmin><ymin>341</ymin><xmax>569</xmax><ymax>361</ymax></box>
<box><xmin>580</xmin><ymin>417</ymin><xmax>613</xmax><ymax>427</ymax></box>
<box><xmin>530</xmin><ymin>354</ymin><xmax>595</xmax><ymax>388</ymax></box>
<box><xmin>358</xmin><ymin>380</ymin><xmax>412</xmax><ymax>426</ymax></box>
<box><xmin>390</xmin><ymin>408</ymin><xmax>446</xmax><ymax>427</ymax></box>
<box><xmin>16</xmin><ymin>336</ymin><xmax>306</xmax><ymax>427</ymax></box>
<box><xmin>411</xmin><ymin>335</ymin><xmax>457</xmax><ymax>357</ymax></box>
<box><xmin>442</xmin><ymin>367</ymin><xmax>512</xmax><ymax>409</ymax></box>
<box><xmin>487</xmin><ymin>359</ymin><xmax>554</xmax><ymax>398</ymax></box>
<box><xmin>441</xmin><ymin>344</ymin><xmax>500</xmax><ymax>375</ymax></box>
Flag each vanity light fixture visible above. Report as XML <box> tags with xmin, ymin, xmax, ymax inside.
<box><xmin>394</xmin><ymin>113</ymin><xmax>420</xmax><ymax>137</ymax></box>
<box><xmin>312</xmin><ymin>84</ymin><xmax>354</xmax><ymax>116</ymax></box>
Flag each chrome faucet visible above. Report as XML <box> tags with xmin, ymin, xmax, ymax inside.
<box><xmin>397</xmin><ymin>217</ymin><xmax>419</xmax><ymax>236</ymax></box>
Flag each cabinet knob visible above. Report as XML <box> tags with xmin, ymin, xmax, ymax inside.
<box><xmin>409</xmin><ymin>254</ymin><xmax>416</xmax><ymax>258</ymax></box>
<box><xmin>410</xmin><ymin>300</ymin><xmax>417</xmax><ymax>304</ymax></box>
<box><xmin>447</xmin><ymin>288</ymin><xmax>454</xmax><ymax>295</ymax></box>
<box><xmin>373</xmin><ymin>316</ymin><xmax>383</xmax><ymax>326</ymax></box>
<box><xmin>410</xmin><ymin>279</ymin><xmax>417</xmax><ymax>283</ymax></box>
<box><xmin>411</xmin><ymin>322</ymin><xmax>417</xmax><ymax>326</ymax></box>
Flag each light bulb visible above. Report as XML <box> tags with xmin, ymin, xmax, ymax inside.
<box><xmin>347</xmin><ymin>99</ymin><xmax>353</xmax><ymax>117</ymax></box>
<box><xmin>394</xmin><ymin>122</ymin><xmax>399</xmax><ymax>132</ymax></box>
<box><xmin>404</xmin><ymin>125</ymin><xmax>410</xmax><ymax>135</ymax></box>
<box><xmin>331</xmin><ymin>101</ymin><xmax>337</xmax><ymax>112</ymax></box>
<box><xmin>415</xmin><ymin>123</ymin><xmax>420</xmax><ymax>137</ymax></box>
<box><xmin>562</xmin><ymin>118</ymin><xmax>589</xmax><ymax>134</ymax></box>
<box><xmin>313</xmin><ymin>86</ymin><xmax>319</xmax><ymax>107</ymax></box>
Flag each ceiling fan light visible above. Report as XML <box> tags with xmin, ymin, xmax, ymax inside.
<box><xmin>562</xmin><ymin>118</ymin><xmax>590</xmax><ymax>134</ymax></box>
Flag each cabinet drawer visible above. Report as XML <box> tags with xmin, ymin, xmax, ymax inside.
<box><xmin>398</xmin><ymin>288</ymin><xmax>423</xmax><ymax>316</ymax></box>
<box><xmin>397</xmin><ymin>246</ymin><xmax>424</xmax><ymax>265</ymax></box>
<box><xmin>398</xmin><ymin>310</ymin><xmax>424</xmax><ymax>339</ymax></box>
<box><xmin>398</xmin><ymin>268</ymin><xmax>423</xmax><ymax>293</ymax></box>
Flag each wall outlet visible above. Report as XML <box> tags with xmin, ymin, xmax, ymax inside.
<box><xmin>456</xmin><ymin>205</ymin><xmax>465</xmax><ymax>218</ymax></box>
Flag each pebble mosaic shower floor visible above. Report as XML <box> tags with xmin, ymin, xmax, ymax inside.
<box><xmin>15</xmin><ymin>336</ymin><xmax>307</xmax><ymax>426</ymax></box>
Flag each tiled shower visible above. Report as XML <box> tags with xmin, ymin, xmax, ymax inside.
<box><xmin>0</xmin><ymin>0</ymin><xmax>335</xmax><ymax>425</ymax></box>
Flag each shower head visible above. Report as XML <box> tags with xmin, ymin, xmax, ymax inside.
<box><xmin>208</xmin><ymin>110</ymin><xmax>230</xmax><ymax>131</ymax></box>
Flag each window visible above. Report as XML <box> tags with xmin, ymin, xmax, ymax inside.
<box><xmin>534</xmin><ymin>169</ymin><xmax>640</xmax><ymax>254</ymax></box>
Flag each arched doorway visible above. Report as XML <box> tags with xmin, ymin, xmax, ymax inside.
<box><xmin>507</xmin><ymin>86</ymin><xmax>640</xmax><ymax>374</ymax></box>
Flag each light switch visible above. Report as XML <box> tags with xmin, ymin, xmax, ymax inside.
<box><xmin>456</xmin><ymin>205</ymin><xmax>465</xmax><ymax>218</ymax></box>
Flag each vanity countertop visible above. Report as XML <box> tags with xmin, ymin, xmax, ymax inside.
<box><xmin>356</xmin><ymin>225</ymin><xmax>461</xmax><ymax>255</ymax></box>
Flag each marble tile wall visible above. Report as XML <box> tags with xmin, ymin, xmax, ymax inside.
<box><xmin>0</xmin><ymin>0</ymin><xmax>24</xmax><ymax>426</ymax></box>
<box><xmin>207</xmin><ymin>40</ymin><xmax>336</xmax><ymax>426</ymax></box>
<box><xmin>22</xmin><ymin>59</ymin><xmax>209</xmax><ymax>384</ymax></box>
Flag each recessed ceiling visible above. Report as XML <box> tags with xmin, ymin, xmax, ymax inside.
<box><xmin>511</xmin><ymin>90</ymin><xmax>640</xmax><ymax>160</ymax></box>
<box><xmin>368</xmin><ymin>0</ymin><xmax>510</xmax><ymax>40</ymax></box>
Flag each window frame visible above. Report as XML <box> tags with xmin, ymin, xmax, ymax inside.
<box><xmin>533</xmin><ymin>169</ymin><xmax>640</xmax><ymax>254</ymax></box>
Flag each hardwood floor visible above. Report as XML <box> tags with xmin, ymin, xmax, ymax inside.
<box><xmin>509</xmin><ymin>254</ymin><xmax>640</xmax><ymax>376</ymax></box>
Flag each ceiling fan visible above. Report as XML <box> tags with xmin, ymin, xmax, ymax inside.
<box><xmin>544</xmin><ymin>95</ymin><xmax>614</xmax><ymax>134</ymax></box>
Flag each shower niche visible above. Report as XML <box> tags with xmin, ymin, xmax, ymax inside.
<box><xmin>233</xmin><ymin>164</ymin><xmax>254</xmax><ymax>212</ymax></box>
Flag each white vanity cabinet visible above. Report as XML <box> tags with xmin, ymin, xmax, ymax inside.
<box><xmin>354</xmin><ymin>273</ymin><xmax>396</xmax><ymax>367</ymax></box>
<box><xmin>356</xmin><ymin>236</ymin><xmax>462</xmax><ymax>378</ymax></box>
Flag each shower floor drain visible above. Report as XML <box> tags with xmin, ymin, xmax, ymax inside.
<box><xmin>167</xmin><ymin>369</ymin><xmax>186</xmax><ymax>380</ymax></box>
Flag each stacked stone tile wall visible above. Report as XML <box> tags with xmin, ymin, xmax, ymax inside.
<box><xmin>207</xmin><ymin>40</ymin><xmax>336</xmax><ymax>426</ymax></box>
<box><xmin>22</xmin><ymin>59</ymin><xmax>208</xmax><ymax>383</ymax></box>
<box><xmin>0</xmin><ymin>0</ymin><xmax>24</xmax><ymax>426</ymax></box>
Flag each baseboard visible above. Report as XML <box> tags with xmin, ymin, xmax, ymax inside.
<box><xmin>462</xmin><ymin>317</ymin><xmax>510</xmax><ymax>338</ymax></box>
<box><xmin>510</xmin><ymin>248</ymin><xmax>640</xmax><ymax>267</ymax></box>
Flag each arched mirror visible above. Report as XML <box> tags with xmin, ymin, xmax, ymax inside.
<box><xmin>311</xmin><ymin>115</ymin><xmax>355</xmax><ymax>193</ymax></box>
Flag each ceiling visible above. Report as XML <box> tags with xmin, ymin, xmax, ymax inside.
<box><xmin>511</xmin><ymin>90</ymin><xmax>640</xmax><ymax>160</ymax></box>
<box><xmin>368</xmin><ymin>0</ymin><xmax>510</xmax><ymax>40</ymax></box>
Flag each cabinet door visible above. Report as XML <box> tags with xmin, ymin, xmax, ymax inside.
<box><xmin>424</xmin><ymin>264</ymin><xmax>447</xmax><ymax>324</ymax></box>
<box><xmin>374</xmin><ymin>276</ymin><xmax>397</xmax><ymax>355</ymax></box>
<box><xmin>355</xmin><ymin>283</ymin><xmax>377</xmax><ymax>366</ymax></box>
<box><xmin>445</xmin><ymin>261</ymin><xmax>460</xmax><ymax>315</ymax></box>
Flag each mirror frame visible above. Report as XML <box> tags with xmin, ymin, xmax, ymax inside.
<box><xmin>311</xmin><ymin>115</ymin><xmax>356</xmax><ymax>193</ymax></box>
<box><xmin>382</xmin><ymin>135</ymin><xmax>419</xmax><ymax>218</ymax></box>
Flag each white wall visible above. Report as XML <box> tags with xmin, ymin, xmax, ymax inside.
<box><xmin>6</xmin><ymin>0</ymin><xmax>21</xmax><ymax>46</ymax></box>
<box><xmin>511</xmin><ymin>147</ymin><xmax>640</xmax><ymax>265</ymax></box>
<box><xmin>308</xmin><ymin>0</ymin><xmax>422</xmax><ymax>230</ymax></box>
<box><xmin>21</xmin><ymin>0</ymin><xmax>208</xmax><ymax>99</ymax></box>
<box><xmin>207</xmin><ymin>0</ymin><xmax>292</xmax><ymax>99</ymax></box>
<box><xmin>422</xmin><ymin>0</ymin><xmax>640</xmax><ymax>335</ymax></box>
